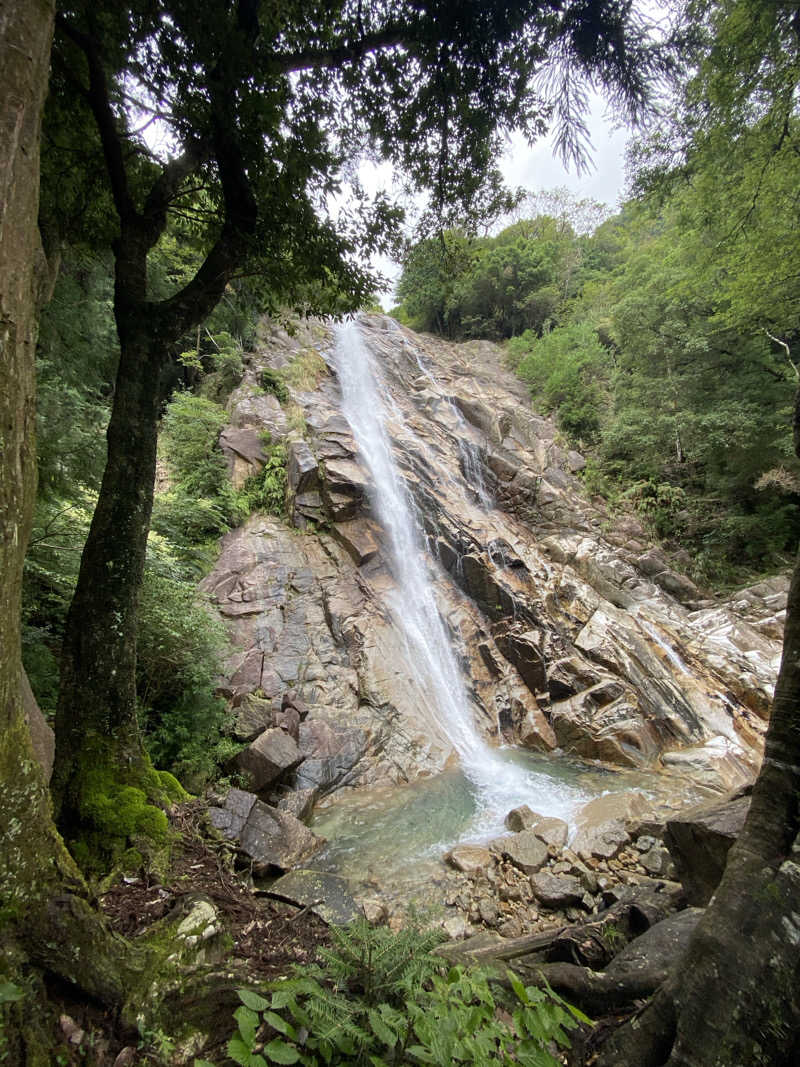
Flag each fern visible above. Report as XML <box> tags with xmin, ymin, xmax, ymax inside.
<box><xmin>222</xmin><ymin>920</ymin><xmax>589</xmax><ymax>1067</ymax></box>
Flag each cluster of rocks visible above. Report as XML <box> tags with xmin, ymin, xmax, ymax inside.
<box><xmin>438</xmin><ymin>800</ymin><xmax>681</xmax><ymax>940</ymax></box>
<box><xmin>434</xmin><ymin>788</ymin><xmax>748</xmax><ymax>944</ymax></box>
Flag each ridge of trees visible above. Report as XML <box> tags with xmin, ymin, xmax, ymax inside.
<box><xmin>393</xmin><ymin>148</ymin><xmax>800</xmax><ymax>583</ymax></box>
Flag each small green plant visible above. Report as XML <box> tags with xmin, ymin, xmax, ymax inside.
<box><xmin>260</xmin><ymin>367</ymin><xmax>290</xmax><ymax>403</ymax></box>
<box><xmin>235</xmin><ymin>444</ymin><xmax>288</xmax><ymax>517</ymax></box>
<box><xmin>223</xmin><ymin>919</ymin><xmax>589</xmax><ymax>1066</ymax></box>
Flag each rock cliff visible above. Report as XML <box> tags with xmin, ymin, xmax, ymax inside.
<box><xmin>203</xmin><ymin>313</ymin><xmax>784</xmax><ymax>820</ymax></box>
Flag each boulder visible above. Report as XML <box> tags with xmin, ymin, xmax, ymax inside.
<box><xmin>531</xmin><ymin>816</ymin><xmax>569</xmax><ymax>850</ymax></box>
<box><xmin>276</xmin><ymin>787</ymin><xmax>317</xmax><ymax>823</ymax></box>
<box><xmin>287</xmin><ymin>438</ymin><xmax>319</xmax><ymax>496</ymax></box>
<box><xmin>231</xmin><ymin>693</ymin><xmax>274</xmax><ymax>742</ymax></box>
<box><xmin>294</xmin><ymin>717</ymin><xmax>368</xmax><ymax>795</ymax></box>
<box><xmin>219</xmin><ymin>427</ymin><xmax>267</xmax><ymax>488</ymax></box>
<box><xmin>664</xmin><ymin>795</ymin><xmax>750</xmax><ymax>905</ymax></box>
<box><xmin>331</xmin><ymin>519</ymin><xmax>381</xmax><ymax>565</ymax></box>
<box><xmin>572</xmin><ymin>819</ymin><xmax>630</xmax><ymax>862</ymax></box>
<box><xmin>268</xmin><ymin>869</ymin><xmax>359</xmax><ymax>925</ymax></box>
<box><xmin>505</xmin><ymin>805</ymin><xmax>541</xmax><ymax>832</ymax></box>
<box><xmin>492</xmin><ymin>831</ymin><xmax>549</xmax><ymax>875</ymax></box>
<box><xmin>445</xmin><ymin>845</ymin><xmax>493</xmax><ymax>875</ymax></box>
<box><xmin>274</xmin><ymin>705</ymin><xmax>301</xmax><ymax>741</ymax></box>
<box><xmin>208</xmin><ymin>788</ymin><xmax>325</xmax><ymax>870</ymax></box>
<box><xmin>236</xmin><ymin>728</ymin><xmax>303</xmax><ymax>791</ymax></box>
<box><xmin>529</xmin><ymin>872</ymin><xmax>584</xmax><ymax>909</ymax></box>
<box><xmin>605</xmin><ymin>908</ymin><xmax>704</xmax><ymax>977</ymax></box>
<box><xmin>517</xmin><ymin>707</ymin><xmax>558</xmax><ymax>752</ymax></box>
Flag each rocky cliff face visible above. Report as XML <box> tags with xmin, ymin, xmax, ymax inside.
<box><xmin>203</xmin><ymin>314</ymin><xmax>784</xmax><ymax>819</ymax></box>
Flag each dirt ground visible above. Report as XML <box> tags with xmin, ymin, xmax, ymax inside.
<box><xmin>46</xmin><ymin>801</ymin><xmax>330</xmax><ymax>1066</ymax></box>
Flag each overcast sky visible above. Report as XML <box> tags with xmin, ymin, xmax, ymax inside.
<box><xmin>370</xmin><ymin>95</ymin><xmax>632</xmax><ymax>307</ymax></box>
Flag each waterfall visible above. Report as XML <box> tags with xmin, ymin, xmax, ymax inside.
<box><xmin>332</xmin><ymin>319</ymin><xmax>586</xmax><ymax>834</ymax></box>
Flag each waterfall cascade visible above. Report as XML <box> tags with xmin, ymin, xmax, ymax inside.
<box><xmin>332</xmin><ymin>319</ymin><xmax>587</xmax><ymax>835</ymax></box>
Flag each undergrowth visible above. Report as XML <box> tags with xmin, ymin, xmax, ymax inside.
<box><xmin>196</xmin><ymin>919</ymin><xmax>588</xmax><ymax>1066</ymax></box>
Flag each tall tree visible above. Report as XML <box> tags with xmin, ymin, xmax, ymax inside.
<box><xmin>47</xmin><ymin>0</ymin><xmax>673</xmax><ymax>855</ymax></box>
<box><xmin>0</xmin><ymin>1</ymin><xmax>140</xmax><ymax>1057</ymax></box>
<box><xmin>598</xmin><ymin>2</ymin><xmax>800</xmax><ymax>1061</ymax></box>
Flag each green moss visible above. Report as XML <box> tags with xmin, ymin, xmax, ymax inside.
<box><xmin>157</xmin><ymin>770</ymin><xmax>191</xmax><ymax>803</ymax></box>
<box><xmin>67</xmin><ymin>756</ymin><xmax>173</xmax><ymax>873</ymax></box>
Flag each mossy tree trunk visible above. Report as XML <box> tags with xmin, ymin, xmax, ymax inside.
<box><xmin>0</xmin><ymin>4</ymin><xmax>141</xmax><ymax>1059</ymax></box>
<box><xmin>599</xmin><ymin>392</ymin><xmax>800</xmax><ymax>1066</ymax></box>
<box><xmin>50</xmin><ymin>21</ymin><xmax>257</xmax><ymax>850</ymax></box>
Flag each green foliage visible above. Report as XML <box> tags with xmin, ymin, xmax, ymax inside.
<box><xmin>160</xmin><ymin>393</ymin><xmax>230</xmax><ymax>499</ymax></box>
<box><xmin>280</xmin><ymin>350</ymin><xmax>329</xmax><ymax>393</ymax></box>
<box><xmin>225</xmin><ymin>920</ymin><xmax>587</xmax><ymax>1066</ymax></box>
<box><xmin>35</xmin><ymin>248</ymin><xmax>118</xmax><ymax>498</ymax></box>
<box><xmin>260</xmin><ymin>368</ymin><xmax>291</xmax><ymax>404</ymax></box>
<box><xmin>236</xmin><ymin>446</ymin><xmax>289</xmax><ymax>518</ymax></box>
<box><xmin>136</xmin><ymin>558</ymin><xmax>234</xmax><ymax>791</ymax></box>
<box><xmin>509</xmin><ymin>322</ymin><xmax>610</xmax><ymax>443</ymax></box>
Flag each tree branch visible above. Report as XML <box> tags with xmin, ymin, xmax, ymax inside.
<box><xmin>55</xmin><ymin>15</ymin><xmax>136</xmax><ymax>225</ymax></box>
<box><xmin>272</xmin><ymin>22</ymin><xmax>411</xmax><ymax>74</ymax></box>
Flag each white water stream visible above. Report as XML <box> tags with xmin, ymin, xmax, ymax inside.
<box><xmin>331</xmin><ymin>320</ymin><xmax>589</xmax><ymax>837</ymax></box>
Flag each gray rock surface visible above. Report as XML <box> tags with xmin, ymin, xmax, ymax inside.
<box><xmin>529</xmin><ymin>872</ymin><xmax>584</xmax><ymax>908</ymax></box>
<box><xmin>208</xmin><ymin>787</ymin><xmax>324</xmax><ymax>870</ymax></box>
<box><xmin>493</xmin><ymin>831</ymin><xmax>549</xmax><ymax>875</ymax></box>
<box><xmin>236</xmin><ymin>727</ymin><xmax>303</xmax><ymax>791</ymax></box>
<box><xmin>268</xmin><ymin>869</ymin><xmax>359</xmax><ymax>925</ymax></box>
<box><xmin>199</xmin><ymin>313</ymin><xmax>783</xmax><ymax>823</ymax></box>
<box><xmin>664</xmin><ymin>794</ymin><xmax>750</xmax><ymax>905</ymax></box>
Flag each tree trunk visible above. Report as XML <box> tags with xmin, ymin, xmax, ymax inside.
<box><xmin>51</xmin><ymin>318</ymin><xmax>170</xmax><ymax>845</ymax></box>
<box><xmin>598</xmin><ymin>536</ymin><xmax>800</xmax><ymax>1064</ymax></box>
<box><xmin>0</xmin><ymin>4</ymin><xmax>144</xmax><ymax>1057</ymax></box>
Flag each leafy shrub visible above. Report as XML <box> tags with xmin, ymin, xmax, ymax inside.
<box><xmin>160</xmin><ymin>392</ymin><xmax>230</xmax><ymax>498</ymax></box>
<box><xmin>137</xmin><ymin>560</ymin><xmax>234</xmax><ymax>790</ymax></box>
<box><xmin>260</xmin><ymin>367</ymin><xmax>290</xmax><ymax>403</ymax></box>
<box><xmin>508</xmin><ymin>322</ymin><xmax>610</xmax><ymax>444</ymax></box>
<box><xmin>234</xmin><ymin>445</ymin><xmax>288</xmax><ymax>517</ymax></box>
<box><xmin>220</xmin><ymin>919</ymin><xmax>588</xmax><ymax>1066</ymax></box>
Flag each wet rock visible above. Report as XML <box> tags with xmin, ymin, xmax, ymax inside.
<box><xmin>445</xmin><ymin>845</ymin><xmax>493</xmax><ymax>875</ymax></box>
<box><xmin>517</xmin><ymin>706</ymin><xmax>558</xmax><ymax>751</ymax></box>
<box><xmin>505</xmin><ymin>805</ymin><xmax>541</xmax><ymax>832</ymax></box>
<box><xmin>269</xmin><ymin>869</ymin><xmax>359</xmax><ymax>925</ymax></box>
<box><xmin>493</xmin><ymin>831</ymin><xmax>549</xmax><ymax>875</ymax></box>
<box><xmin>332</xmin><ymin>518</ymin><xmax>382</xmax><ymax>565</ymax></box>
<box><xmin>236</xmin><ymin>727</ymin><xmax>303</xmax><ymax>791</ymax></box>
<box><xmin>664</xmin><ymin>794</ymin><xmax>750</xmax><ymax>905</ymax></box>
